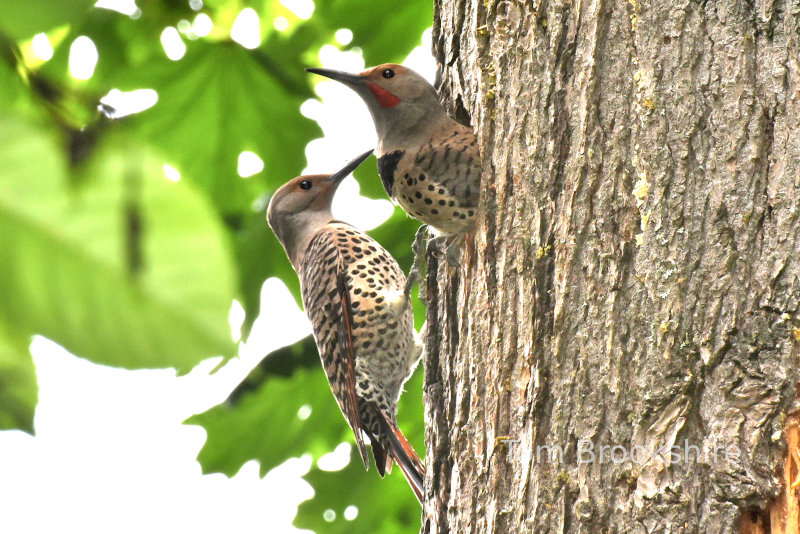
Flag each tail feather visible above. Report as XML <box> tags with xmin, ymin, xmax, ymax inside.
<box><xmin>372</xmin><ymin>441</ymin><xmax>392</xmax><ymax>477</ymax></box>
<box><xmin>377</xmin><ymin>416</ymin><xmax>425</xmax><ymax>503</ymax></box>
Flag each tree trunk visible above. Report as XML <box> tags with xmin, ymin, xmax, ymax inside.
<box><xmin>423</xmin><ymin>0</ymin><xmax>800</xmax><ymax>532</ymax></box>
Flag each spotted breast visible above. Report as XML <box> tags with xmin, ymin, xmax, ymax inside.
<box><xmin>378</xmin><ymin>122</ymin><xmax>480</xmax><ymax>236</ymax></box>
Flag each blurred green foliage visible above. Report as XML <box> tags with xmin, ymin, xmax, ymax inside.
<box><xmin>0</xmin><ymin>0</ymin><xmax>430</xmax><ymax>531</ymax></box>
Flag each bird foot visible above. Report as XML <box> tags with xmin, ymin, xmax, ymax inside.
<box><xmin>405</xmin><ymin>228</ymin><xmax>465</xmax><ymax>304</ymax></box>
<box><xmin>405</xmin><ymin>225</ymin><xmax>430</xmax><ymax>304</ymax></box>
<box><xmin>443</xmin><ymin>233</ymin><xmax>465</xmax><ymax>267</ymax></box>
<box><xmin>428</xmin><ymin>233</ymin><xmax>464</xmax><ymax>268</ymax></box>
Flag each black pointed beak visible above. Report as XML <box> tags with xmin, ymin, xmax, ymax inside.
<box><xmin>327</xmin><ymin>149</ymin><xmax>374</xmax><ymax>186</ymax></box>
<box><xmin>306</xmin><ymin>67</ymin><xmax>364</xmax><ymax>86</ymax></box>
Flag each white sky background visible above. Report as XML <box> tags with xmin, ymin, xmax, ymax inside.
<box><xmin>0</xmin><ymin>2</ymin><xmax>435</xmax><ymax>533</ymax></box>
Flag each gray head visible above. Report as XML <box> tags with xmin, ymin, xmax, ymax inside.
<box><xmin>267</xmin><ymin>149</ymin><xmax>373</xmax><ymax>265</ymax></box>
<box><xmin>306</xmin><ymin>63</ymin><xmax>446</xmax><ymax>151</ymax></box>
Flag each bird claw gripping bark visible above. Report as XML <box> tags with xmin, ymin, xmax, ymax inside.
<box><xmin>444</xmin><ymin>232</ymin><xmax>465</xmax><ymax>268</ymax></box>
<box><xmin>404</xmin><ymin>225</ymin><xmax>463</xmax><ymax>307</ymax></box>
<box><xmin>427</xmin><ymin>232</ymin><xmax>463</xmax><ymax>268</ymax></box>
<box><xmin>404</xmin><ymin>225</ymin><xmax>430</xmax><ymax>304</ymax></box>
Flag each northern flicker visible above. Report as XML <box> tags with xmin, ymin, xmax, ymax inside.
<box><xmin>306</xmin><ymin>63</ymin><xmax>480</xmax><ymax>266</ymax></box>
<box><xmin>267</xmin><ymin>149</ymin><xmax>425</xmax><ymax>502</ymax></box>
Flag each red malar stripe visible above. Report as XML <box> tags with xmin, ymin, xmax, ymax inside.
<box><xmin>368</xmin><ymin>83</ymin><xmax>401</xmax><ymax>108</ymax></box>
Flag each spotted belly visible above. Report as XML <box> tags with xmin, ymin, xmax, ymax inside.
<box><xmin>391</xmin><ymin>167</ymin><xmax>476</xmax><ymax>235</ymax></box>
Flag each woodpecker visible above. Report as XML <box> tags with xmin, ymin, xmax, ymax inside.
<box><xmin>267</xmin><ymin>150</ymin><xmax>425</xmax><ymax>502</ymax></box>
<box><xmin>306</xmin><ymin>64</ymin><xmax>480</xmax><ymax>266</ymax></box>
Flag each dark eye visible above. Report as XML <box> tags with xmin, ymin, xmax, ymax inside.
<box><xmin>299</xmin><ymin>180</ymin><xmax>312</xmax><ymax>190</ymax></box>
<box><xmin>381</xmin><ymin>68</ymin><xmax>395</xmax><ymax>79</ymax></box>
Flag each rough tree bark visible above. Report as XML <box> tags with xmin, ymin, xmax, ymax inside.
<box><xmin>422</xmin><ymin>0</ymin><xmax>800</xmax><ymax>532</ymax></box>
